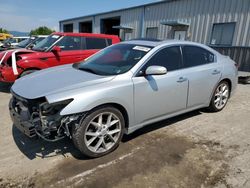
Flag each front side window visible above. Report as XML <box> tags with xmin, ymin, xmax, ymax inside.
<box><xmin>76</xmin><ymin>44</ymin><xmax>152</xmax><ymax>75</ymax></box>
<box><xmin>85</xmin><ymin>38</ymin><xmax>107</xmax><ymax>49</ymax></box>
<box><xmin>182</xmin><ymin>46</ymin><xmax>215</xmax><ymax>68</ymax></box>
<box><xmin>142</xmin><ymin>46</ymin><xmax>182</xmax><ymax>72</ymax></box>
<box><xmin>32</xmin><ymin>35</ymin><xmax>62</xmax><ymax>52</ymax></box>
<box><xmin>56</xmin><ymin>36</ymin><xmax>82</xmax><ymax>51</ymax></box>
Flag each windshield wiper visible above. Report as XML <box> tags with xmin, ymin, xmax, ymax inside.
<box><xmin>79</xmin><ymin>67</ymin><xmax>98</xmax><ymax>74</ymax></box>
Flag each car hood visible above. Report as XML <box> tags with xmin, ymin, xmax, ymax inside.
<box><xmin>11</xmin><ymin>64</ymin><xmax>115</xmax><ymax>99</ymax></box>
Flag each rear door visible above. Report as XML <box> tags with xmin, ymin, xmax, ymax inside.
<box><xmin>181</xmin><ymin>45</ymin><xmax>222</xmax><ymax>107</ymax></box>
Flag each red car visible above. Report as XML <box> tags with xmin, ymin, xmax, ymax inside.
<box><xmin>0</xmin><ymin>32</ymin><xmax>120</xmax><ymax>82</ymax></box>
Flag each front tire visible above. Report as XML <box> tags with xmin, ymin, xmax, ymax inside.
<box><xmin>72</xmin><ymin>106</ymin><xmax>125</xmax><ymax>158</ymax></box>
<box><xmin>208</xmin><ymin>81</ymin><xmax>230</xmax><ymax>112</ymax></box>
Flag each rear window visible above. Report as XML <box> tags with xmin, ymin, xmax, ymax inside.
<box><xmin>85</xmin><ymin>38</ymin><xmax>107</xmax><ymax>49</ymax></box>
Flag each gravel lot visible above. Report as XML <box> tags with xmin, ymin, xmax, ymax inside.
<box><xmin>0</xmin><ymin>82</ymin><xmax>249</xmax><ymax>188</ymax></box>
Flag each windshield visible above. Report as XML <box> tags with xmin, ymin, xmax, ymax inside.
<box><xmin>76</xmin><ymin>43</ymin><xmax>152</xmax><ymax>76</ymax></box>
<box><xmin>17</xmin><ymin>38</ymin><xmax>35</xmax><ymax>48</ymax></box>
<box><xmin>32</xmin><ymin>35</ymin><xmax>61</xmax><ymax>52</ymax></box>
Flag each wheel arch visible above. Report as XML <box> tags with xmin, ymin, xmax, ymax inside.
<box><xmin>88</xmin><ymin>103</ymin><xmax>129</xmax><ymax>130</ymax></box>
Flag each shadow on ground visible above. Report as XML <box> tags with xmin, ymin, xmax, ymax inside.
<box><xmin>12</xmin><ymin>110</ymin><xmax>202</xmax><ymax>160</ymax></box>
<box><xmin>0</xmin><ymin>82</ymin><xmax>12</xmax><ymax>93</ymax></box>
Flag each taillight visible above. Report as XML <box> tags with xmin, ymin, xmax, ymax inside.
<box><xmin>234</xmin><ymin>63</ymin><xmax>239</xmax><ymax>69</ymax></box>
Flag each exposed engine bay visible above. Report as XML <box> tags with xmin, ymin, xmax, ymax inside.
<box><xmin>9</xmin><ymin>92</ymin><xmax>82</xmax><ymax>142</ymax></box>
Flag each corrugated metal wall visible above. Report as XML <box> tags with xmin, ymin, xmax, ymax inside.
<box><xmin>60</xmin><ymin>0</ymin><xmax>250</xmax><ymax>47</ymax></box>
<box><xmin>143</xmin><ymin>0</ymin><xmax>250</xmax><ymax>46</ymax></box>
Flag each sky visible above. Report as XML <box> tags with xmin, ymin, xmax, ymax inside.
<box><xmin>0</xmin><ymin>0</ymin><xmax>159</xmax><ymax>32</ymax></box>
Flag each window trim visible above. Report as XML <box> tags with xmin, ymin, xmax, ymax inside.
<box><xmin>210</xmin><ymin>22</ymin><xmax>236</xmax><ymax>46</ymax></box>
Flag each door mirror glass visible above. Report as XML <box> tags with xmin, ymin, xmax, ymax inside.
<box><xmin>51</xmin><ymin>45</ymin><xmax>61</xmax><ymax>53</ymax></box>
<box><xmin>145</xmin><ymin>66</ymin><xmax>167</xmax><ymax>76</ymax></box>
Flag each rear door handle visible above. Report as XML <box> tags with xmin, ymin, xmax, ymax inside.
<box><xmin>212</xmin><ymin>70</ymin><xmax>221</xmax><ymax>75</ymax></box>
<box><xmin>177</xmin><ymin>77</ymin><xmax>188</xmax><ymax>83</ymax></box>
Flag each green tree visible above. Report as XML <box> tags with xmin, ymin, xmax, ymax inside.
<box><xmin>30</xmin><ymin>26</ymin><xmax>55</xmax><ymax>35</ymax></box>
<box><xmin>0</xmin><ymin>28</ymin><xmax>9</xmax><ymax>34</ymax></box>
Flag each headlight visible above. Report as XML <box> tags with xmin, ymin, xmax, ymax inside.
<box><xmin>40</xmin><ymin>99</ymin><xmax>73</xmax><ymax>116</ymax></box>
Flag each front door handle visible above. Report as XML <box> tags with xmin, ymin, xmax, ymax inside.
<box><xmin>212</xmin><ymin>69</ymin><xmax>221</xmax><ymax>75</ymax></box>
<box><xmin>177</xmin><ymin>77</ymin><xmax>188</xmax><ymax>83</ymax></box>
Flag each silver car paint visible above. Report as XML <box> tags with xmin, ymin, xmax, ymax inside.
<box><xmin>12</xmin><ymin>64</ymin><xmax>115</xmax><ymax>99</ymax></box>
<box><xmin>11</xmin><ymin>40</ymin><xmax>238</xmax><ymax>134</ymax></box>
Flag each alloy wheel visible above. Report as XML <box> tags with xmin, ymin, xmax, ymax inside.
<box><xmin>84</xmin><ymin>112</ymin><xmax>122</xmax><ymax>154</ymax></box>
<box><xmin>214</xmin><ymin>83</ymin><xmax>229</xmax><ymax>110</ymax></box>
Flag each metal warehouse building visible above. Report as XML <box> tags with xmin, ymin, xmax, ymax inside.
<box><xmin>59</xmin><ymin>0</ymin><xmax>250</xmax><ymax>71</ymax></box>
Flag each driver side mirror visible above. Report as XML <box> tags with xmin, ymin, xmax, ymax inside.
<box><xmin>145</xmin><ymin>66</ymin><xmax>167</xmax><ymax>76</ymax></box>
<box><xmin>51</xmin><ymin>46</ymin><xmax>61</xmax><ymax>53</ymax></box>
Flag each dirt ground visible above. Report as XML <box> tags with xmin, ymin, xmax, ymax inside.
<box><xmin>0</xmin><ymin>82</ymin><xmax>250</xmax><ymax>188</ymax></box>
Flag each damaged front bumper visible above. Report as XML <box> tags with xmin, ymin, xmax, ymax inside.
<box><xmin>9</xmin><ymin>94</ymin><xmax>81</xmax><ymax>141</ymax></box>
<box><xmin>9</xmin><ymin>97</ymin><xmax>37</xmax><ymax>138</ymax></box>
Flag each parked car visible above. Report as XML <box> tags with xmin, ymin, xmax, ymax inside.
<box><xmin>0</xmin><ymin>32</ymin><xmax>120</xmax><ymax>82</ymax></box>
<box><xmin>9</xmin><ymin>40</ymin><xmax>237</xmax><ymax>157</ymax></box>
<box><xmin>16</xmin><ymin>35</ymin><xmax>48</xmax><ymax>49</ymax></box>
<box><xmin>0</xmin><ymin>36</ymin><xmax>29</xmax><ymax>49</ymax></box>
<box><xmin>0</xmin><ymin>35</ymin><xmax>48</xmax><ymax>51</ymax></box>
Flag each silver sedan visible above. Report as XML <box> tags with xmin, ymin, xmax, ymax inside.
<box><xmin>10</xmin><ymin>40</ymin><xmax>238</xmax><ymax>157</ymax></box>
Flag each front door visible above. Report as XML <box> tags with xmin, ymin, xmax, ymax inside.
<box><xmin>56</xmin><ymin>36</ymin><xmax>84</xmax><ymax>65</ymax></box>
<box><xmin>132</xmin><ymin>46</ymin><xmax>188</xmax><ymax>124</ymax></box>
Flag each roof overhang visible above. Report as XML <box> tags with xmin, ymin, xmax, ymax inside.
<box><xmin>112</xmin><ymin>25</ymin><xmax>133</xmax><ymax>30</ymax></box>
<box><xmin>161</xmin><ymin>20</ymin><xmax>190</xmax><ymax>27</ymax></box>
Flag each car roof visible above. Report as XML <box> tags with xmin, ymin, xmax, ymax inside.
<box><xmin>122</xmin><ymin>39</ymin><xmax>219</xmax><ymax>54</ymax></box>
<box><xmin>52</xmin><ymin>32</ymin><xmax>119</xmax><ymax>39</ymax></box>
<box><xmin>123</xmin><ymin>39</ymin><xmax>206</xmax><ymax>47</ymax></box>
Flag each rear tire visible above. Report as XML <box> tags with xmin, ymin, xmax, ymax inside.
<box><xmin>72</xmin><ymin>106</ymin><xmax>125</xmax><ymax>158</ymax></box>
<box><xmin>208</xmin><ymin>81</ymin><xmax>230</xmax><ymax>112</ymax></box>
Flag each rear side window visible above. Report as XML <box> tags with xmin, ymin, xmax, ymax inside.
<box><xmin>85</xmin><ymin>38</ymin><xmax>107</xmax><ymax>49</ymax></box>
<box><xmin>182</xmin><ymin>46</ymin><xmax>215</xmax><ymax>68</ymax></box>
<box><xmin>143</xmin><ymin>46</ymin><xmax>182</xmax><ymax>72</ymax></box>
